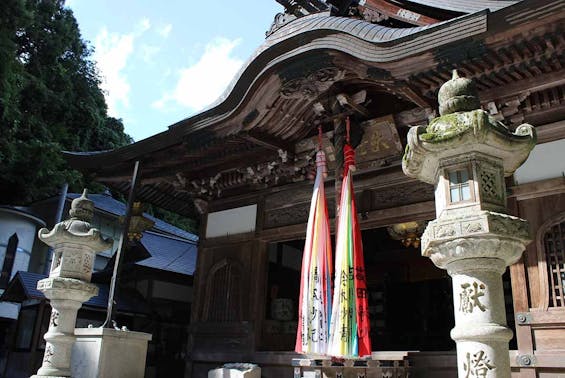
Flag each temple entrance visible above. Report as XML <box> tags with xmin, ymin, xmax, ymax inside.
<box><xmin>262</xmin><ymin>225</ymin><xmax>454</xmax><ymax>351</ymax></box>
<box><xmin>262</xmin><ymin>224</ymin><xmax>517</xmax><ymax>352</ymax></box>
<box><xmin>362</xmin><ymin>227</ymin><xmax>454</xmax><ymax>351</ymax></box>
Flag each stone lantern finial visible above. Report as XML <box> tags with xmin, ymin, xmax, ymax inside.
<box><xmin>437</xmin><ymin>69</ymin><xmax>481</xmax><ymax>115</ymax></box>
<box><xmin>69</xmin><ymin>189</ymin><xmax>94</xmax><ymax>221</ymax></box>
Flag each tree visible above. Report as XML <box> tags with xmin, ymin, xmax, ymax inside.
<box><xmin>0</xmin><ymin>0</ymin><xmax>132</xmax><ymax>204</ymax></box>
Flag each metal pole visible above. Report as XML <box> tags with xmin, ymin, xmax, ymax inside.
<box><xmin>44</xmin><ymin>182</ymin><xmax>68</xmax><ymax>275</ymax></box>
<box><xmin>102</xmin><ymin>161</ymin><xmax>141</xmax><ymax>328</ymax></box>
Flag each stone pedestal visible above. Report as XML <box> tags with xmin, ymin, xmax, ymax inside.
<box><xmin>71</xmin><ymin>328</ymin><xmax>152</xmax><ymax>378</ymax></box>
<box><xmin>422</xmin><ymin>215</ymin><xmax>529</xmax><ymax>377</ymax></box>
<box><xmin>33</xmin><ymin>278</ymin><xmax>98</xmax><ymax>377</ymax></box>
<box><xmin>208</xmin><ymin>363</ymin><xmax>261</xmax><ymax>378</ymax></box>
<box><xmin>403</xmin><ymin>71</ymin><xmax>536</xmax><ymax>377</ymax></box>
<box><xmin>32</xmin><ymin>190</ymin><xmax>112</xmax><ymax>378</ymax></box>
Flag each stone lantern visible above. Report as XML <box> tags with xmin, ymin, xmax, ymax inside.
<box><xmin>33</xmin><ymin>190</ymin><xmax>112</xmax><ymax>378</ymax></box>
<box><xmin>403</xmin><ymin>71</ymin><xmax>536</xmax><ymax>377</ymax></box>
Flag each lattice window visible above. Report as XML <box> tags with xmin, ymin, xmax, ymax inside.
<box><xmin>203</xmin><ymin>259</ymin><xmax>243</xmax><ymax>322</ymax></box>
<box><xmin>544</xmin><ymin>220</ymin><xmax>565</xmax><ymax>307</ymax></box>
<box><xmin>480</xmin><ymin>169</ymin><xmax>499</xmax><ymax>201</ymax></box>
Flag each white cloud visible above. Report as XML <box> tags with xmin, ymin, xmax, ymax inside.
<box><xmin>152</xmin><ymin>37</ymin><xmax>244</xmax><ymax>112</ymax></box>
<box><xmin>93</xmin><ymin>27</ymin><xmax>134</xmax><ymax>116</ymax></box>
<box><xmin>139</xmin><ymin>18</ymin><xmax>151</xmax><ymax>32</ymax></box>
<box><xmin>151</xmin><ymin>96</ymin><xmax>168</xmax><ymax>111</ymax></box>
<box><xmin>158</xmin><ymin>24</ymin><xmax>172</xmax><ymax>38</ymax></box>
<box><xmin>93</xmin><ymin>18</ymin><xmax>151</xmax><ymax>116</ymax></box>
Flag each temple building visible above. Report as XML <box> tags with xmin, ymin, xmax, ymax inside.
<box><xmin>0</xmin><ymin>192</ymin><xmax>197</xmax><ymax>377</ymax></box>
<box><xmin>65</xmin><ymin>0</ymin><xmax>565</xmax><ymax>376</ymax></box>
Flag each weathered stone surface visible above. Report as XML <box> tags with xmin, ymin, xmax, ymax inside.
<box><xmin>438</xmin><ymin>70</ymin><xmax>481</xmax><ymax>116</ymax></box>
<box><xmin>421</xmin><ymin>211</ymin><xmax>531</xmax><ymax>268</ymax></box>
<box><xmin>72</xmin><ymin>328</ymin><xmax>152</xmax><ymax>378</ymax></box>
<box><xmin>38</xmin><ymin>190</ymin><xmax>112</xmax><ymax>255</ymax></box>
<box><xmin>208</xmin><ymin>363</ymin><xmax>261</xmax><ymax>378</ymax></box>
<box><xmin>33</xmin><ymin>190</ymin><xmax>111</xmax><ymax>378</ymax></box>
<box><xmin>37</xmin><ymin>277</ymin><xmax>98</xmax><ymax>301</ymax></box>
<box><xmin>402</xmin><ymin>71</ymin><xmax>536</xmax><ymax>185</ymax></box>
<box><xmin>402</xmin><ymin>71</ymin><xmax>535</xmax><ymax>378</ymax></box>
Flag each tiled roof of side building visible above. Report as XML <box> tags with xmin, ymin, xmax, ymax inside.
<box><xmin>2</xmin><ymin>271</ymin><xmax>151</xmax><ymax>314</ymax></box>
<box><xmin>137</xmin><ymin>231</ymin><xmax>197</xmax><ymax>276</ymax></box>
<box><xmin>12</xmin><ymin>271</ymin><xmax>45</xmax><ymax>300</ymax></box>
<box><xmin>66</xmin><ymin>193</ymin><xmax>198</xmax><ymax>242</ymax></box>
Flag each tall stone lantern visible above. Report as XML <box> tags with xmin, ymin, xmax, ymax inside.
<box><xmin>403</xmin><ymin>71</ymin><xmax>536</xmax><ymax>377</ymax></box>
<box><xmin>33</xmin><ymin>190</ymin><xmax>112</xmax><ymax>378</ymax></box>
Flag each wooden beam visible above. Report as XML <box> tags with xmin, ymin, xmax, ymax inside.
<box><xmin>185</xmin><ymin>148</ymin><xmax>280</xmax><ymax>181</ymax></box>
<box><xmin>239</xmin><ymin>130</ymin><xmax>294</xmax><ymax>157</ymax></box>
<box><xmin>524</xmin><ymin>310</ymin><xmax>565</xmax><ymax>326</ymax></box>
<box><xmin>398</xmin><ymin>84</ymin><xmax>434</xmax><ymax>108</ymax></box>
<box><xmin>258</xmin><ymin>200</ymin><xmax>436</xmax><ymax>242</ymax></box>
<box><xmin>110</xmin><ymin>145</ymin><xmax>273</xmax><ymax>182</ymax></box>
<box><xmin>317</xmin><ymin>109</ymin><xmax>357</xmax><ymax>124</ymax></box>
<box><xmin>360</xmin><ymin>200</ymin><xmax>435</xmax><ymax>230</ymax></box>
<box><xmin>394</xmin><ymin>107</ymin><xmax>434</xmax><ymax>128</ymax></box>
<box><xmin>480</xmin><ymin>68</ymin><xmax>565</xmax><ymax>102</ymax></box>
<box><xmin>527</xmin><ymin>351</ymin><xmax>565</xmax><ymax>369</ymax></box>
<box><xmin>509</xmin><ymin>177</ymin><xmax>565</xmax><ymax>201</ymax></box>
<box><xmin>536</xmin><ymin>120</ymin><xmax>565</xmax><ymax>144</ymax></box>
<box><xmin>522</xmin><ymin>101</ymin><xmax>565</xmax><ymax>127</ymax></box>
<box><xmin>336</xmin><ymin>92</ymin><xmax>371</xmax><ymax>118</ymax></box>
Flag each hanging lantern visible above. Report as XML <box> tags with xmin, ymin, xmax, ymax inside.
<box><xmin>387</xmin><ymin>221</ymin><xmax>428</xmax><ymax>248</ymax></box>
<box><xmin>119</xmin><ymin>202</ymin><xmax>154</xmax><ymax>242</ymax></box>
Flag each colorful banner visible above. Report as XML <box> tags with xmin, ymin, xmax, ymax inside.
<box><xmin>328</xmin><ymin>143</ymin><xmax>371</xmax><ymax>358</ymax></box>
<box><xmin>295</xmin><ymin>150</ymin><xmax>333</xmax><ymax>354</ymax></box>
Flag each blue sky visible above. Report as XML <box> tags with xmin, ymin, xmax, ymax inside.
<box><xmin>67</xmin><ymin>0</ymin><xmax>283</xmax><ymax>141</ymax></box>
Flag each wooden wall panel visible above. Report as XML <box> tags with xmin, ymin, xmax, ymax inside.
<box><xmin>516</xmin><ymin>191</ymin><xmax>565</xmax><ymax>310</ymax></box>
<box><xmin>533</xmin><ymin>328</ymin><xmax>565</xmax><ymax>350</ymax></box>
<box><xmin>510</xmin><ymin>180</ymin><xmax>565</xmax><ymax>376</ymax></box>
<box><xmin>189</xmin><ymin>237</ymin><xmax>268</xmax><ymax>357</ymax></box>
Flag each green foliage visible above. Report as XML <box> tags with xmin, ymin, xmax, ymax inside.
<box><xmin>0</xmin><ymin>0</ymin><xmax>132</xmax><ymax>204</ymax></box>
<box><xmin>145</xmin><ymin>204</ymin><xmax>199</xmax><ymax>234</ymax></box>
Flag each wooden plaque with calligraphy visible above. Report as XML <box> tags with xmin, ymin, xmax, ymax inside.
<box><xmin>355</xmin><ymin>115</ymin><xmax>403</xmax><ymax>170</ymax></box>
<box><xmin>294</xmin><ymin>115</ymin><xmax>402</xmax><ymax>173</ymax></box>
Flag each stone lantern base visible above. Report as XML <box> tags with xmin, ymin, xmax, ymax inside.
<box><xmin>71</xmin><ymin>328</ymin><xmax>152</xmax><ymax>378</ymax></box>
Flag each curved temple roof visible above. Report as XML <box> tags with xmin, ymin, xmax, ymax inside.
<box><xmin>65</xmin><ymin>0</ymin><xmax>565</xmax><ymax>217</ymax></box>
<box><xmin>68</xmin><ymin>10</ymin><xmax>489</xmax><ymax>162</ymax></box>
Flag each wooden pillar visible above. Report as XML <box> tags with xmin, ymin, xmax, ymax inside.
<box><xmin>507</xmin><ymin>196</ymin><xmax>536</xmax><ymax>378</ymax></box>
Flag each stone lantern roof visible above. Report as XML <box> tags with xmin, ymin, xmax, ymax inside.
<box><xmin>38</xmin><ymin>190</ymin><xmax>113</xmax><ymax>253</ymax></box>
<box><xmin>402</xmin><ymin>70</ymin><xmax>537</xmax><ymax>185</ymax></box>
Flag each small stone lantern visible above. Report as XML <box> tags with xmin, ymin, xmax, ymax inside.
<box><xmin>33</xmin><ymin>190</ymin><xmax>112</xmax><ymax>378</ymax></box>
<box><xmin>403</xmin><ymin>71</ymin><xmax>536</xmax><ymax>378</ymax></box>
